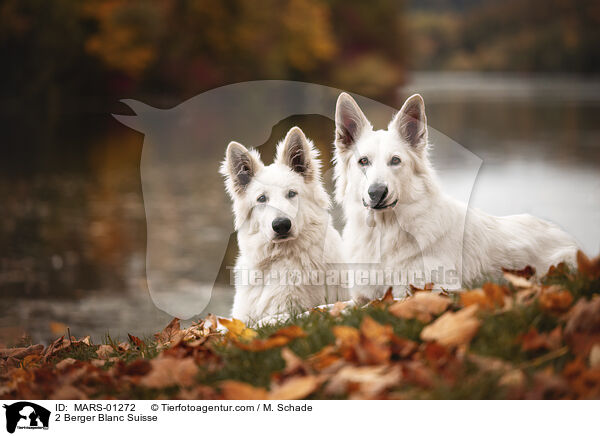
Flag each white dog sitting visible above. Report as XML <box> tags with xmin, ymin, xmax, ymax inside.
<box><xmin>221</xmin><ymin>126</ymin><xmax>348</xmax><ymax>323</ymax></box>
<box><xmin>333</xmin><ymin>92</ymin><xmax>579</xmax><ymax>302</ymax></box>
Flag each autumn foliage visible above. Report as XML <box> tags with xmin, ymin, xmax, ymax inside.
<box><xmin>1</xmin><ymin>252</ymin><xmax>599</xmax><ymax>400</ymax></box>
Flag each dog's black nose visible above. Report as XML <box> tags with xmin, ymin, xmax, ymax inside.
<box><xmin>368</xmin><ymin>183</ymin><xmax>388</xmax><ymax>204</ymax></box>
<box><xmin>272</xmin><ymin>217</ymin><xmax>292</xmax><ymax>235</ymax></box>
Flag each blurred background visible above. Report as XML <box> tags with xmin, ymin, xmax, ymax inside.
<box><xmin>0</xmin><ymin>0</ymin><xmax>599</xmax><ymax>343</ymax></box>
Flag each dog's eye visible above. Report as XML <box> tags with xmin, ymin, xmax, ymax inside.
<box><xmin>257</xmin><ymin>194</ymin><xmax>267</xmax><ymax>203</ymax></box>
<box><xmin>390</xmin><ymin>156</ymin><xmax>401</xmax><ymax>166</ymax></box>
<box><xmin>358</xmin><ymin>157</ymin><xmax>370</xmax><ymax>166</ymax></box>
<box><xmin>287</xmin><ymin>190</ymin><xmax>297</xmax><ymax>199</ymax></box>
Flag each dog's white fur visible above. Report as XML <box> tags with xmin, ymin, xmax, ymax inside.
<box><xmin>221</xmin><ymin>127</ymin><xmax>347</xmax><ymax>323</ymax></box>
<box><xmin>333</xmin><ymin>92</ymin><xmax>579</xmax><ymax>302</ymax></box>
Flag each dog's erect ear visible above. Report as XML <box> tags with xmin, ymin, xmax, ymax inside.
<box><xmin>221</xmin><ymin>141</ymin><xmax>261</xmax><ymax>195</ymax></box>
<box><xmin>335</xmin><ymin>92</ymin><xmax>371</xmax><ymax>150</ymax></box>
<box><xmin>391</xmin><ymin>94</ymin><xmax>427</xmax><ymax>148</ymax></box>
<box><xmin>277</xmin><ymin>126</ymin><xmax>318</xmax><ymax>182</ymax></box>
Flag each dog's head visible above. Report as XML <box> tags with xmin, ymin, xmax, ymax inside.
<box><xmin>221</xmin><ymin>127</ymin><xmax>330</xmax><ymax>244</ymax></box>
<box><xmin>333</xmin><ymin>93</ymin><xmax>434</xmax><ymax>213</ymax></box>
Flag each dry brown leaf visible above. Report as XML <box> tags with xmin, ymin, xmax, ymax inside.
<box><xmin>154</xmin><ymin>317</ymin><xmax>181</xmax><ymax>346</ymax></box>
<box><xmin>329</xmin><ymin>301</ymin><xmax>348</xmax><ymax>317</ymax></box>
<box><xmin>539</xmin><ymin>286</ymin><xmax>573</xmax><ymax>313</ymax></box>
<box><xmin>420</xmin><ymin>305</ymin><xmax>481</xmax><ymax>347</ymax></box>
<box><xmin>389</xmin><ymin>292</ymin><xmax>451</xmax><ymax>323</ymax></box>
<box><xmin>409</xmin><ymin>282</ymin><xmax>434</xmax><ymax>293</ymax></box>
<box><xmin>127</xmin><ymin>334</ymin><xmax>145</xmax><ymax>348</ymax></box>
<box><xmin>460</xmin><ymin>289</ymin><xmax>490</xmax><ymax>309</ymax></box>
<box><xmin>332</xmin><ymin>326</ymin><xmax>360</xmax><ymax>347</ymax></box>
<box><xmin>590</xmin><ymin>345</ymin><xmax>600</xmax><ymax>368</ymax></box>
<box><xmin>220</xmin><ymin>380</ymin><xmax>268</xmax><ymax>400</ymax></box>
<box><xmin>307</xmin><ymin>345</ymin><xmax>341</xmax><ymax>371</ymax></box>
<box><xmin>268</xmin><ymin>375</ymin><xmax>320</xmax><ymax>400</ymax></box>
<box><xmin>280</xmin><ymin>347</ymin><xmax>305</xmax><ymax>375</ymax></box>
<box><xmin>234</xmin><ymin>326</ymin><xmax>306</xmax><ymax>352</ymax></box>
<box><xmin>515</xmin><ymin>286</ymin><xmax>542</xmax><ymax>306</ymax></box>
<box><xmin>219</xmin><ymin>318</ymin><xmax>258</xmax><ymax>341</ymax></box>
<box><xmin>503</xmin><ymin>272</ymin><xmax>533</xmax><ymax>289</ymax></box>
<box><xmin>56</xmin><ymin>357</ymin><xmax>78</xmax><ymax>371</ymax></box>
<box><xmin>50</xmin><ymin>384</ymin><xmax>88</xmax><ymax>400</ymax></box>
<box><xmin>577</xmin><ymin>250</ymin><xmax>600</xmax><ymax>280</ymax></box>
<box><xmin>498</xmin><ymin>369</ymin><xmax>525</xmax><ymax>388</ymax></box>
<box><xmin>564</xmin><ymin>296</ymin><xmax>600</xmax><ymax>356</ymax></box>
<box><xmin>96</xmin><ymin>344</ymin><xmax>114</xmax><ymax>360</ymax></box>
<box><xmin>519</xmin><ymin>327</ymin><xmax>562</xmax><ymax>352</ymax></box>
<box><xmin>0</xmin><ymin>344</ymin><xmax>44</xmax><ymax>360</ymax></box>
<box><xmin>324</xmin><ymin>365</ymin><xmax>402</xmax><ymax>399</ymax></box>
<box><xmin>141</xmin><ymin>356</ymin><xmax>198</xmax><ymax>388</ymax></box>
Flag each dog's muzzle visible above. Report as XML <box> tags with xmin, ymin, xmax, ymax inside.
<box><xmin>272</xmin><ymin>216</ymin><xmax>292</xmax><ymax>238</ymax></box>
<box><xmin>363</xmin><ymin>197</ymin><xmax>398</xmax><ymax>210</ymax></box>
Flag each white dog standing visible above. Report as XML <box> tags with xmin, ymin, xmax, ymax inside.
<box><xmin>333</xmin><ymin>92</ymin><xmax>579</xmax><ymax>302</ymax></box>
<box><xmin>221</xmin><ymin>127</ymin><xmax>347</xmax><ymax>323</ymax></box>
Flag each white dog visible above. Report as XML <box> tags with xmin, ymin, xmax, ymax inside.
<box><xmin>221</xmin><ymin>127</ymin><xmax>347</xmax><ymax>323</ymax></box>
<box><xmin>333</xmin><ymin>92</ymin><xmax>579</xmax><ymax>302</ymax></box>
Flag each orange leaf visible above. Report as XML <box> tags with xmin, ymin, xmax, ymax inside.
<box><xmin>539</xmin><ymin>287</ymin><xmax>573</xmax><ymax>313</ymax></box>
<box><xmin>577</xmin><ymin>251</ymin><xmax>600</xmax><ymax>279</ymax></box>
<box><xmin>268</xmin><ymin>375</ymin><xmax>320</xmax><ymax>400</ymax></box>
<box><xmin>390</xmin><ymin>292</ymin><xmax>451</xmax><ymax>322</ymax></box>
<box><xmin>519</xmin><ymin>327</ymin><xmax>562</xmax><ymax>352</ymax></box>
<box><xmin>420</xmin><ymin>305</ymin><xmax>481</xmax><ymax>347</ymax></box>
<box><xmin>220</xmin><ymin>380</ymin><xmax>268</xmax><ymax>400</ymax></box>
<box><xmin>234</xmin><ymin>326</ymin><xmax>306</xmax><ymax>351</ymax></box>
<box><xmin>128</xmin><ymin>334</ymin><xmax>145</xmax><ymax>348</ymax></box>
<box><xmin>219</xmin><ymin>318</ymin><xmax>257</xmax><ymax>341</ymax></box>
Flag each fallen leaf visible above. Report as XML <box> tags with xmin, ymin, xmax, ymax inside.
<box><xmin>564</xmin><ymin>296</ymin><xmax>600</xmax><ymax>356</ymax></box>
<box><xmin>577</xmin><ymin>251</ymin><xmax>600</xmax><ymax>280</ymax></box>
<box><xmin>219</xmin><ymin>318</ymin><xmax>258</xmax><ymax>341</ymax></box>
<box><xmin>389</xmin><ymin>292</ymin><xmax>451</xmax><ymax>322</ymax></box>
<box><xmin>95</xmin><ymin>344</ymin><xmax>113</xmax><ymax>360</ymax></box>
<box><xmin>141</xmin><ymin>356</ymin><xmax>198</xmax><ymax>388</ymax></box>
<box><xmin>56</xmin><ymin>357</ymin><xmax>77</xmax><ymax>371</ymax></box>
<box><xmin>539</xmin><ymin>286</ymin><xmax>573</xmax><ymax>313</ymax></box>
<box><xmin>50</xmin><ymin>384</ymin><xmax>88</xmax><ymax>400</ymax></box>
<box><xmin>268</xmin><ymin>375</ymin><xmax>320</xmax><ymax>400</ymax></box>
<box><xmin>220</xmin><ymin>380</ymin><xmax>267</xmax><ymax>400</ymax></box>
<box><xmin>332</xmin><ymin>326</ymin><xmax>360</xmax><ymax>347</ymax></box>
<box><xmin>409</xmin><ymin>283</ymin><xmax>434</xmax><ymax>293</ymax></box>
<box><xmin>420</xmin><ymin>305</ymin><xmax>481</xmax><ymax>347</ymax></box>
<box><xmin>329</xmin><ymin>301</ymin><xmax>348</xmax><ymax>317</ymax></box>
<box><xmin>154</xmin><ymin>318</ymin><xmax>182</xmax><ymax>347</ymax></box>
<box><xmin>280</xmin><ymin>347</ymin><xmax>305</xmax><ymax>375</ymax></box>
<box><xmin>519</xmin><ymin>327</ymin><xmax>562</xmax><ymax>352</ymax></box>
<box><xmin>515</xmin><ymin>286</ymin><xmax>541</xmax><ymax>306</ymax></box>
<box><xmin>234</xmin><ymin>325</ymin><xmax>306</xmax><ymax>351</ymax></box>
<box><xmin>498</xmin><ymin>369</ymin><xmax>525</xmax><ymax>388</ymax></box>
<box><xmin>382</xmin><ymin>287</ymin><xmax>394</xmax><ymax>302</ymax></box>
<box><xmin>357</xmin><ymin>317</ymin><xmax>393</xmax><ymax>365</ymax></box>
<box><xmin>460</xmin><ymin>289</ymin><xmax>491</xmax><ymax>309</ymax></box>
<box><xmin>0</xmin><ymin>344</ymin><xmax>43</xmax><ymax>360</ymax></box>
<box><xmin>503</xmin><ymin>272</ymin><xmax>533</xmax><ymax>289</ymax></box>
<box><xmin>127</xmin><ymin>334</ymin><xmax>145</xmax><ymax>348</ymax></box>
<box><xmin>324</xmin><ymin>365</ymin><xmax>401</xmax><ymax>399</ymax></box>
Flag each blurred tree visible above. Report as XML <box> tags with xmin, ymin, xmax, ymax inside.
<box><xmin>407</xmin><ymin>0</ymin><xmax>600</xmax><ymax>73</ymax></box>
